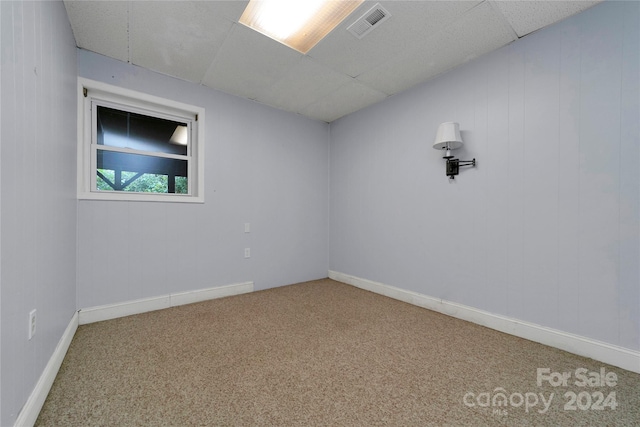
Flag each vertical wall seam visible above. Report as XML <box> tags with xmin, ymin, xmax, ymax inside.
<box><xmin>521</xmin><ymin>42</ymin><xmax>526</xmax><ymax>322</ymax></box>
<box><xmin>506</xmin><ymin>45</ymin><xmax>511</xmax><ymax>317</ymax></box>
<box><xmin>0</xmin><ymin>2</ymin><xmax>4</xmax><ymax>424</ymax></box>
<box><xmin>327</xmin><ymin>123</ymin><xmax>331</xmax><ymax>273</ymax></box>
<box><xmin>616</xmin><ymin>6</ymin><xmax>625</xmax><ymax>346</ymax></box>
<box><xmin>576</xmin><ymin>13</ymin><xmax>583</xmax><ymax>334</ymax></box>
<box><xmin>556</xmin><ymin>27</ymin><xmax>562</xmax><ymax>330</ymax></box>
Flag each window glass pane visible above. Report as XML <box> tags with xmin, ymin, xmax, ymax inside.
<box><xmin>97</xmin><ymin>150</ymin><xmax>188</xmax><ymax>194</ymax></box>
<box><xmin>97</xmin><ymin>105</ymin><xmax>188</xmax><ymax>156</ymax></box>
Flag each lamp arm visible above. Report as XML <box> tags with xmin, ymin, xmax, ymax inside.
<box><xmin>455</xmin><ymin>158</ymin><xmax>476</xmax><ymax>168</ymax></box>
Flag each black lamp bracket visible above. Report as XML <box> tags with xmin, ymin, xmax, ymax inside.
<box><xmin>445</xmin><ymin>157</ymin><xmax>476</xmax><ymax>179</ymax></box>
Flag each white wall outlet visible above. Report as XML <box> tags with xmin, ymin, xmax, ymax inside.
<box><xmin>28</xmin><ymin>309</ymin><xmax>37</xmax><ymax>340</ymax></box>
<box><xmin>244</xmin><ymin>223</ymin><xmax>250</xmax><ymax>233</ymax></box>
<box><xmin>244</xmin><ymin>248</ymin><xmax>251</xmax><ymax>258</ymax></box>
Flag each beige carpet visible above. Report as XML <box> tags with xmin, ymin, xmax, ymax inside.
<box><xmin>37</xmin><ymin>279</ymin><xmax>639</xmax><ymax>426</ymax></box>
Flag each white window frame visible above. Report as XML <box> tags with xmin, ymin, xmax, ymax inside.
<box><xmin>77</xmin><ymin>78</ymin><xmax>205</xmax><ymax>203</ymax></box>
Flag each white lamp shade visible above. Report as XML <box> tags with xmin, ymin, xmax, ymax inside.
<box><xmin>433</xmin><ymin>122</ymin><xmax>463</xmax><ymax>150</ymax></box>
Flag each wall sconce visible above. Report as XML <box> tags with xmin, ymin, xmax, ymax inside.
<box><xmin>433</xmin><ymin>122</ymin><xmax>476</xmax><ymax>180</ymax></box>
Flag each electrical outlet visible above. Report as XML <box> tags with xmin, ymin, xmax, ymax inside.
<box><xmin>28</xmin><ymin>309</ymin><xmax>37</xmax><ymax>340</ymax></box>
<box><xmin>244</xmin><ymin>248</ymin><xmax>251</xmax><ymax>258</ymax></box>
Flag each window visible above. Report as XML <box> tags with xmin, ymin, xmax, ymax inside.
<box><xmin>77</xmin><ymin>78</ymin><xmax>205</xmax><ymax>202</ymax></box>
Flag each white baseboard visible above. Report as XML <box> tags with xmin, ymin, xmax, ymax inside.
<box><xmin>78</xmin><ymin>282</ymin><xmax>254</xmax><ymax>325</ymax></box>
<box><xmin>15</xmin><ymin>282</ymin><xmax>253</xmax><ymax>426</ymax></box>
<box><xmin>329</xmin><ymin>270</ymin><xmax>640</xmax><ymax>374</ymax></box>
<box><xmin>15</xmin><ymin>311</ymin><xmax>79</xmax><ymax>427</ymax></box>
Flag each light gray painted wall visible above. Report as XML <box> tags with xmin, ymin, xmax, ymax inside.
<box><xmin>0</xmin><ymin>1</ymin><xmax>78</xmax><ymax>425</ymax></box>
<box><xmin>77</xmin><ymin>50</ymin><xmax>329</xmax><ymax>308</ymax></box>
<box><xmin>329</xmin><ymin>1</ymin><xmax>639</xmax><ymax>351</ymax></box>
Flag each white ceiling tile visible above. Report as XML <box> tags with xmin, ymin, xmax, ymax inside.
<box><xmin>309</xmin><ymin>0</ymin><xmax>481</xmax><ymax>78</ymax></box>
<box><xmin>200</xmin><ymin>0</ymin><xmax>250</xmax><ymax>22</ymax></box>
<box><xmin>202</xmin><ymin>23</ymin><xmax>302</xmax><ymax>101</ymax></box>
<box><xmin>356</xmin><ymin>29</ymin><xmax>466</xmax><ymax>95</ymax></box>
<box><xmin>450</xmin><ymin>1</ymin><xmax>518</xmax><ymax>61</ymax></box>
<box><xmin>358</xmin><ymin>1</ymin><xmax>516</xmax><ymax>95</ymax></box>
<box><xmin>128</xmin><ymin>2</ymin><xmax>235</xmax><ymax>83</ymax></box>
<box><xmin>63</xmin><ymin>1</ymin><xmax>129</xmax><ymax>62</ymax></box>
<box><xmin>254</xmin><ymin>57</ymin><xmax>354</xmax><ymax>114</ymax></box>
<box><xmin>493</xmin><ymin>0</ymin><xmax>602</xmax><ymax>37</ymax></box>
<box><xmin>301</xmin><ymin>80</ymin><xmax>387</xmax><ymax>123</ymax></box>
<box><xmin>129</xmin><ymin>2</ymin><xmax>237</xmax><ymax>83</ymax></box>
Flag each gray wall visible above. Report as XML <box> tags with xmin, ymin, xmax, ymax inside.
<box><xmin>329</xmin><ymin>1</ymin><xmax>639</xmax><ymax>351</ymax></box>
<box><xmin>0</xmin><ymin>1</ymin><xmax>78</xmax><ymax>425</ymax></box>
<box><xmin>77</xmin><ymin>50</ymin><xmax>330</xmax><ymax>308</ymax></box>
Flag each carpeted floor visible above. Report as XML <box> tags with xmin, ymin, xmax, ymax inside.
<box><xmin>37</xmin><ymin>279</ymin><xmax>639</xmax><ymax>426</ymax></box>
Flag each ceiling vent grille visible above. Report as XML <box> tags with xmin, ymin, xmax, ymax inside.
<box><xmin>347</xmin><ymin>3</ymin><xmax>391</xmax><ymax>39</ymax></box>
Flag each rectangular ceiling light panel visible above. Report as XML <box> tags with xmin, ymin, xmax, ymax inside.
<box><xmin>239</xmin><ymin>0</ymin><xmax>364</xmax><ymax>54</ymax></box>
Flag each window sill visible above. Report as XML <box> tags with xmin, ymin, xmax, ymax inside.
<box><xmin>78</xmin><ymin>191</ymin><xmax>204</xmax><ymax>203</ymax></box>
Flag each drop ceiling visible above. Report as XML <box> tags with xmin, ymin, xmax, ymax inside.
<box><xmin>64</xmin><ymin>0</ymin><xmax>601</xmax><ymax>123</ymax></box>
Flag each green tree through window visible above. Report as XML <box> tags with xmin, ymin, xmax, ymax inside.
<box><xmin>97</xmin><ymin>169</ymin><xmax>188</xmax><ymax>194</ymax></box>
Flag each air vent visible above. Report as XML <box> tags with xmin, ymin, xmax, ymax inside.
<box><xmin>347</xmin><ymin>3</ymin><xmax>391</xmax><ymax>39</ymax></box>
